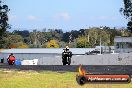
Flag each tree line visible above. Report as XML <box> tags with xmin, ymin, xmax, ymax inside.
<box><xmin>0</xmin><ymin>27</ymin><xmax>131</xmax><ymax>49</ymax></box>
<box><xmin>0</xmin><ymin>0</ymin><xmax>131</xmax><ymax>49</ymax></box>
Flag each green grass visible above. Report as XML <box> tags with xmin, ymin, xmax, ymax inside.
<box><xmin>0</xmin><ymin>69</ymin><xmax>132</xmax><ymax>88</ymax></box>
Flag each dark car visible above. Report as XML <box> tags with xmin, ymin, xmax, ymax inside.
<box><xmin>85</xmin><ymin>50</ymin><xmax>100</xmax><ymax>55</ymax></box>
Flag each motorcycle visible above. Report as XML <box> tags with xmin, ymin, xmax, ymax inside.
<box><xmin>62</xmin><ymin>49</ymin><xmax>72</xmax><ymax>65</ymax></box>
<box><xmin>7</xmin><ymin>59</ymin><xmax>15</xmax><ymax>65</ymax></box>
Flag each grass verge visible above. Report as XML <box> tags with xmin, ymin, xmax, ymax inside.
<box><xmin>0</xmin><ymin>69</ymin><xmax>131</xmax><ymax>88</ymax></box>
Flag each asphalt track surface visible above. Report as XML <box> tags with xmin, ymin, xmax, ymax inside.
<box><xmin>0</xmin><ymin>64</ymin><xmax>132</xmax><ymax>75</ymax></box>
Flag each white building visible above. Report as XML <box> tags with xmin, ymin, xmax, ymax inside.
<box><xmin>114</xmin><ymin>36</ymin><xmax>132</xmax><ymax>53</ymax></box>
<box><xmin>0</xmin><ymin>48</ymin><xmax>95</xmax><ymax>65</ymax></box>
<box><xmin>0</xmin><ymin>48</ymin><xmax>132</xmax><ymax>65</ymax></box>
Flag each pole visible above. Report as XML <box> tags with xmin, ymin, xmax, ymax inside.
<box><xmin>100</xmin><ymin>37</ymin><xmax>102</xmax><ymax>54</ymax></box>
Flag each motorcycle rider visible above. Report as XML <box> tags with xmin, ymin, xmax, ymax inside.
<box><xmin>62</xmin><ymin>46</ymin><xmax>72</xmax><ymax>65</ymax></box>
<box><xmin>65</xmin><ymin>46</ymin><xmax>69</xmax><ymax>52</ymax></box>
<box><xmin>7</xmin><ymin>53</ymin><xmax>16</xmax><ymax>65</ymax></box>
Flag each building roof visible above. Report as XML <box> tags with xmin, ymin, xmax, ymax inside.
<box><xmin>0</xmin><ymin>48</ymin><xmax>95</xmax><ymax>54</ymax></box>
<box><xmin>114</xmin><ymin>36</ymin><xmax>132</xmax><ymax>43</ymax></box>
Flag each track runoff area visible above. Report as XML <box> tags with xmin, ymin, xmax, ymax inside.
<box><xmin>0</xmin><ymin>64</ymin><xmax>132</xmax><ymax>85</ymax></box>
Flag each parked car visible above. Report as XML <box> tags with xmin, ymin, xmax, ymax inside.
<box><xmin>85</xmin><ymin>50</ymin><xmax>100</xmax><ymax>55</ymax></box>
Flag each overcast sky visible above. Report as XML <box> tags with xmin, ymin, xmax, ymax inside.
<box><xmin>6</xmin><ymin>0</ymin><xmax>127</xmax><ymax>31</ymax></box>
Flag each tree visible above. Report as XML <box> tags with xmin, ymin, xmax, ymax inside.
<box><xmin>86</xmin><ymin>29</ymin><xmax>98</xmax><ymax>47</ymax></box>
<box><xmin>70</xmin><ymin>30</ymin><xmax>80</xmax><ymax>40</ymax></box>
<box><xmin>29</xmin><ymin>30</ymin><xmax>52</xmax><ymax>48</ymax></box>
<box><xmin>76</xmin><ymin>36</ymin><xmax>91</xmax><ymax>48</ymax></box>
<box><xmin>17</xmin><ymin>42</ymin><xmax>29</xmax><ymax>48</ymax></box>
<box><xmin>120</xmin><ymin>28</ymin><xmax>132</xmax><ymax>36</ymax></box>
<box><xmin>4</xmin><ymin>34</ymin><xmax>23</xmax><ymax>48</ymax></box>
<box><xmin>13</xmin><ymin>30</ymin><xmax>30</xmax><ymax>37</ymax></box>
<box><xmin>85</xmin><ymin>28</ymin><xmax>110</xmax><ymax>47</ymax></box>
<box><xmin>8</xmin><ymin>42</ymin><xmax>29</xmax><ymax>48</ymax></box>
<box><xmin>9</xmin><ymin>43</ymin><xmax>17</xmax><ymax>48</ymax></box>
<box><xmin>120</xmin><ymin>0</ymin><xmax>132</xmax><ymax>32</ymax></box>
<box><xmin>98</xmin><ymin>29</ymin><xmax>110</xmax><ymax>46</ymax></box>
<box><xmin>50</xmin><ymin>29</ymin><xmax>63</xmax><ymax>41</ymax></box>
<box><xmin>13</xmin><ymin>30</ymin><xmax>30</xmax><ymax>44</ymax></box>
<box><xmin>0</xmin><ymin>1</ymin><xmax>10</xmax><ymax>48</ymax></box>
<box><xmin>47</xmin><ymin>40</ymin><xmax>59</xmax><ymax>48</ymax></box>
<box><xmin>29</xmin><ymin>30</ymin><xmax>41</xmax><ymax>48</ymax></box>
<box><xmin>0</xmin><ymin>1</ymin><xmax>10</xmax><ymax>36</ymax></box>
<box><xmin>105</xmin><ymin>28</ymin><xmax>122</xmax><ymax>45</ymax></box>
<box><xmin>59</xmin><ymin>41</ymin><xmax>67</xmax><ymax>48</ymax></box>
<box><xmin>62</xmin><ymin>32</ymin><xmax>70</xmax><ymax>42</ymax></box>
